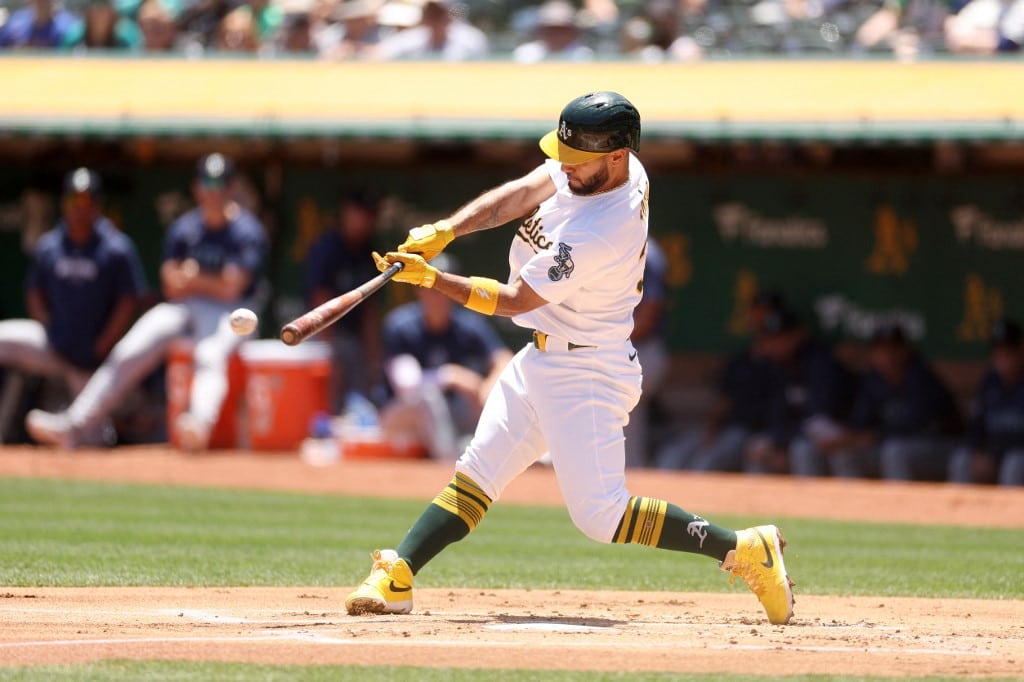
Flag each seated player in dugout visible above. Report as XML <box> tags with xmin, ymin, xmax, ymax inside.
<box><xmin>346</xmin><ymin>91</ymin><xmax>796</xmax><ymax>625</ymax></box>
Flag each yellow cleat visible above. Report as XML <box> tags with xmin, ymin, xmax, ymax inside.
<box><xmin>345</xmin><ymin>549</ymin><xmax>414</xmax><ymax>615</ymax></box>
<box><xmin>721</xmin><ymin>525</ymin><xmax>795</xmax><ymax>625</ymax></box>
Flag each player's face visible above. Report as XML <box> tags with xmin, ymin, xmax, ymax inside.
<box><xmin>561</xmin><ymin>155</ymin><xmax>611</xmax><ymax>196</ymax></box>
<box><xmin>62</xmin><ymin>192</ymin><xmax>100</xmax><ymax>231</ymax></box>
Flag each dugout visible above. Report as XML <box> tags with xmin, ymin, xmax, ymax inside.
<box><xmin>2</xmin><ymin>56</ymin><xmax>1023</xmax><ymax>433</ymax></box>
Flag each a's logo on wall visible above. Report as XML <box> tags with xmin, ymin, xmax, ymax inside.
<box><xmin>865</xmin><ymin>205</ymin><xmax>917</xmax><ymax>275</ymax></box>
<box><xmin>728</xmin><ymin>269</ymin><xmax>759</xmax><ymax>337</ymax></box>
<box><xmin>659</xmin><ymin>234</ymin><xmax>691</xmax><ymax>288</ymax></box>
<box><xmin>547</xmin><ymin>242</ymin><xmax>575</xmax><ymax>281</ymax></box>
<box><xmin>713</xmin><ymin>202</ymin><xmax>827</xmax><ymax>249</ymax></box>
<box><xmin>958</xmin><ymin>273</ymin><xmax>1004</xmax><ymax>341</ymax></box>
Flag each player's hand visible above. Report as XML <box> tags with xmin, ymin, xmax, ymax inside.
<box><xmin>373</xmin><ymin>251</ymin><xmax>438</xmax><ymax>288</ymax></box>
<box><xmin>397</xmin><ymin>220</ymin><xmax>454</xmax><ymax>260</ymax></box>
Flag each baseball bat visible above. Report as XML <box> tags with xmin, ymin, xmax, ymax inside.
<box><xmin>280</xmin><ymin>261</ymin><xmax>403</xmax><ymax>346</ymax></box>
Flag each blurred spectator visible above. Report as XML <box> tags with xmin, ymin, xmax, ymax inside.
<box><xmin>374</xmin><ymin>0</ymin><xmax>487</xmax><ymax>60</ymax></box>
<box><xmin>0</xmin><ymin>0</ymin><xmax>83</xmax><ymax>48</ymax></box>
<box><xmin>853</xmin><ymin>0</ymin><xmax>951</xmax><ymax>58</ymax></box>
<box><xmin>944</xmin><ymin>0</ymin><xmax>1024</xmax><ymax>54</ymax></box>
<box><xmin>136</xmin><ymin>0</ymin><xmax>181</xmax><ymax>51</ymax></box>
<box><xmin>655</xmin><ymin>289</ymin><xmax>781</xmax><ymax>471</ymax></box>
<box><xmin>620</xmin><ymin>0</ymin><xmax>705</xmax><ymax>61</ymax></box>
<box><xmin>65</xmin><ymin>0</ymin><xmax>139</xmax><ymax>50</ymax></box>
<box><xmin>623</xmin><ymin>238</ymin><xmax>669</xmax><ymax>467</ymax></box>
<box><xmin>303</xmin><ymin>188</ymin><xmax>383</xmax><ymax>413</ymax></box>
<box><xmin>747</xmin><ymin>308</ymin><xmax>854</xmax><ymax>476</ymax></box>
<box><xmin>215</xmin><ymin>5</ymin><xmax>259</xmax><ymax>52</ymax></box>
<box><xmin>0</xmin><ymin>168</ymin><xmax>147</xmax><ymax>444</ymax></box>
<box><xmin>949</xmin><ymin>319</ymin><xmax>1024</xmax><ymax>486</ymax></box>
<box><xmin>25</xmin><ymin>153</ymin><xmax>268</xmax><ymax>451</ymax></box>
<box><xmin>513</xmin><ymin>0</ymin><xmax>593</xmax><ymax>63</ymax></box>
<box><xmin>822</xmin><ymin>323</ymin><xmax>962</xmax><ymax>481</ymax></box>
<box><xmin>248</xmin><ymin>0</ymin><xmax>284</xmax><ymax>42</ymax></box>
<box><xmin>378</xmin><ymin>254</ymin><xmax>512</xmax><ymax>461</ymax></box>
<box><xmin>321</xmin><ymin>0</ymin><xmax>383</xmax><ymax>58</ymax></box>
<box><xmin>278</xmin><ymin>11</ymin><xmax>315</xmax><ymax>52</ymax></box>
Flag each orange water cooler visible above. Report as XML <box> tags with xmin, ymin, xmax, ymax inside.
<box><xmin>241</xmin><ymin>340</ymin><xmax>331</xmax><ymax>451</ymax></box>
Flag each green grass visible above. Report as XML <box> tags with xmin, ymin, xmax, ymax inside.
<box><xmin>1</xmin><ymin>477</ymin><xmax>1022</xmax><ymax>599</ymax></box>
<box><xmin>0</xmin><ymin>663</ymin><xmax>1018</xmax><ymax>682</ymax></box>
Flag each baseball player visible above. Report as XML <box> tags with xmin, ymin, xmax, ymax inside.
<box><xmin>26</xmin><ymin>153</ymin><xmax>267</xmax><ymax>451</ymax></box>
<box><xmin>346</xmin><ymin>92</ymin><xmax>795</xmax><ymax>625</ymax></box>
<box><xmin>0</xmin><ymin>168</ymin><xmax>146</xmax><ymax>442</ymax></box>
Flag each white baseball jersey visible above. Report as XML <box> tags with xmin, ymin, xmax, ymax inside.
<box><xmin>510</xmin><ymin>155</ymin><xmax>650</xmax><ymax>347</ymax></box>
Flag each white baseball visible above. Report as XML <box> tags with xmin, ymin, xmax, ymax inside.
<box><xmin>229</xmin><ymin>307</ymin><xmax>258</xmax><ymax>336</ymax></box>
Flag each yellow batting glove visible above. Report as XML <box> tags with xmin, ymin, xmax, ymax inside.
<box><xmin>397</xmin><ymin>220</ymin><xmax>455</xmax><ymax>260</ymax></box>
<box><xmin>372</xmin><ymin>251</ymin><xmax>438</xmax><ymax>288</ymax></box>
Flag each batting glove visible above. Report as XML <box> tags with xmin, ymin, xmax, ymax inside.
<box><xmin>397</xmin><ymin>220</ymin><xmax>454</xmax><ymax>260</ymax></box>
<box><xmin>373</xmin><ymin>251</ymin><xmax>438</xmax><ymax>288</ymax></box>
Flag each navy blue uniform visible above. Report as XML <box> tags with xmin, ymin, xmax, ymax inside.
<box><xmin>383</xmin><ymin>302</ymin><xmax>505</xmax><ymax>378</ymax></box>
<box><xmin>27</xmin><ymin>218</ymin><xmax>147</xmax><ymax>369</ymax></box>
<box><xmin>163</xmin><ymin>207</ymin><xmax>267</xmax><ymax>297</ymax></box>
<box><xmin>719</xmin><ymin>350</ymin><xmax>774</xmax><ymax>432</ymax></box>
<box><xmin>848</xmin><ymin>356</ymin><xmax>961</xmax><ymax>439</ymax></box>
<box><xmin>303</xmin><ymin>230</ymin><xmax>378</xmax><ymax>335</ymax></box>
<box><xmin>767</xmin><ymin>340</ymin><xmax>850</xmax><ymax>448</ymax></box>
<box><xmin>966</xmin><ymin>371</ymin><xmax>1024</xmax><ymax>463</ymax></box>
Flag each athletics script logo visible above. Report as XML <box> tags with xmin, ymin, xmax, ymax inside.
<box><xmin>548</xmin><ymin>242</ymin><xmax>575</xmax><ymax>281</ymax></box>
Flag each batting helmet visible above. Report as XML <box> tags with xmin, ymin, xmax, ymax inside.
<box><xmin>539</xmin><ymin>91</ymin><xmax>641</xmax><ymax>165</ymax></box>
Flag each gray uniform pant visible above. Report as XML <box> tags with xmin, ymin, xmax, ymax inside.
<box><xmin>64</xmin><ymin>298</ymin><xmax>244</xmax><ymax>434</ymax></box>
<box><xmin>949</xmin><ymin>446</ymin><xmax>1024</xmax><ymax>486</ymax></box>
<box><xmin>654</xmin><ymin>424</ymin><xmax>751</xmax><ymax>472</ymax></box>
<box><xmin>0</xmin><ymin>319</ymin><xmax>92</xmax><ymax>439</ymax></box>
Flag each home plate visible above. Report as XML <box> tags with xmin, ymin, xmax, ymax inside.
<box><xmin>485</xmin><ymin>623</ymin><xmax>616</xmax><ymax>634</ymax></box>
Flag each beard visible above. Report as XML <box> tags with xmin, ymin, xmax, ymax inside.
<box><xmin>567</xmin><ymin>160</ymin><xmax>610</xmax><ymax>196</ymax></box>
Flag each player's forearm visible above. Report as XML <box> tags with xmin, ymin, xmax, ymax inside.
<box><xmin>25</xmin><ymin>290</ymin><xmax>49</xmax><ymax>326</ymax></box>
<box><xmin>94</xmin><ymin>296</ymin><xmax>137</xmax><ymax>360</ymax></box>
<box><xmin>431</xmin><ymin>272</ymin><xmax>545</xmax><ymax>318</ymax></box>
<box><xmin>447</xmin><ymin>167</ymin><xmax>554</xmax><ymax>237</ymax></box>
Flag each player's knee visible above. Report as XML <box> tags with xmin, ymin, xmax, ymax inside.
<box><xmin>566</xmin><ymin>498</ymin><xmax>627</xmax><ymax>544</ymax></box>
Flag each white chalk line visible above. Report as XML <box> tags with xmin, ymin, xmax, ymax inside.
<box><xmin>0</xmin><ymin>633</ymin><xmax>992</xmax><ymax>657</ymax></box>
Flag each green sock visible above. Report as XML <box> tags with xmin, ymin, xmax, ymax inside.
<box><xmin>396</xmin><ymin>472</ymin><xmax>492</xmax><ymax>574</ymax></box>
<box><xmin>612</xmin><ymin>496</ymin><xmax>737</xmax><ymax>562</ymax></box>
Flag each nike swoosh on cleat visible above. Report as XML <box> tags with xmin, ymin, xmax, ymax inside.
<box><xmin>628</xmin><ymin>352</ymin><xmax>637</xmax><ymax>361</ymax></box>
<box><xmin>389</xmin><ymin>581</ymin><xmax>412</xmax><ymax>593</ymax></box>
<box><xmin>755</xmin><ymin>530</ymin><xmax>774</xmax><ymax>569</ymax></box>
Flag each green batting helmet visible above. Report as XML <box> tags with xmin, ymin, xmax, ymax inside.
<box><xmin>540</xmin><ymin>91</ymin><xmax>641</xmax><ymax>165</ymax></box>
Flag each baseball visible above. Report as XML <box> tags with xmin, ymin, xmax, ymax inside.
<box><xmin>229</xmin><ymin>308</ymin><xmax>258</xmax><ymax>336</ymax></box>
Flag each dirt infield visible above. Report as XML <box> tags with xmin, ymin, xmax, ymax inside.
<box><xmin>2</xmin><ymin>446</ymin><xmax>1023</xmax><ymax>676</ymax></box>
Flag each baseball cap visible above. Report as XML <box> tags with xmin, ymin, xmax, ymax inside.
<box><xmin>540</xmin><ymin>91</ymin><xmax>641</xmax><ymax>165</ymax></box>
<box><xmin>989</xmin><ymin>319</ymin><xmax>1023</xmax><ymax>348</ymax></box>
<box><xmin>759</xmin><ymin>308</ymin><xmax>800</xmax><ymax>335</ymax></box>
<box><xmin>195</xmin><ymin>153</ymin><xmax>236</xmax><ymax>188</ymax></box>
<box><xmin>63</xmin><ymin>167</ymin><xmax>102</xmax><ymax>197</ymax></box>
<box><xmin>870</xmin><ymin>322</ymin><xmax>908</xmax><ymax>346</ymax></box>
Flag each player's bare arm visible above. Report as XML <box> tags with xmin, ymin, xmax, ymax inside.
<box><xmin>161</xmin><ymin>259</ymin><xmax>251</xmax><ymax>303</ymax></box>
<box><xmin>446</xmin><ymin>165</ymin><xmax>556</xmax><ymax>238</ymax></box>
<box><xmin>26</xmin><ymin>288</ymin><xmax>50</xmax><ymax>326</ymax></box>
<box><xmin>432</xmin><ymin>272</ymin><xmax>547</xmax><ymax>317</ymax></box>
<box><xmin>397</xmin><ymin>166</ymin><xmax>555</xmax><ymax>259</ymax></box>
